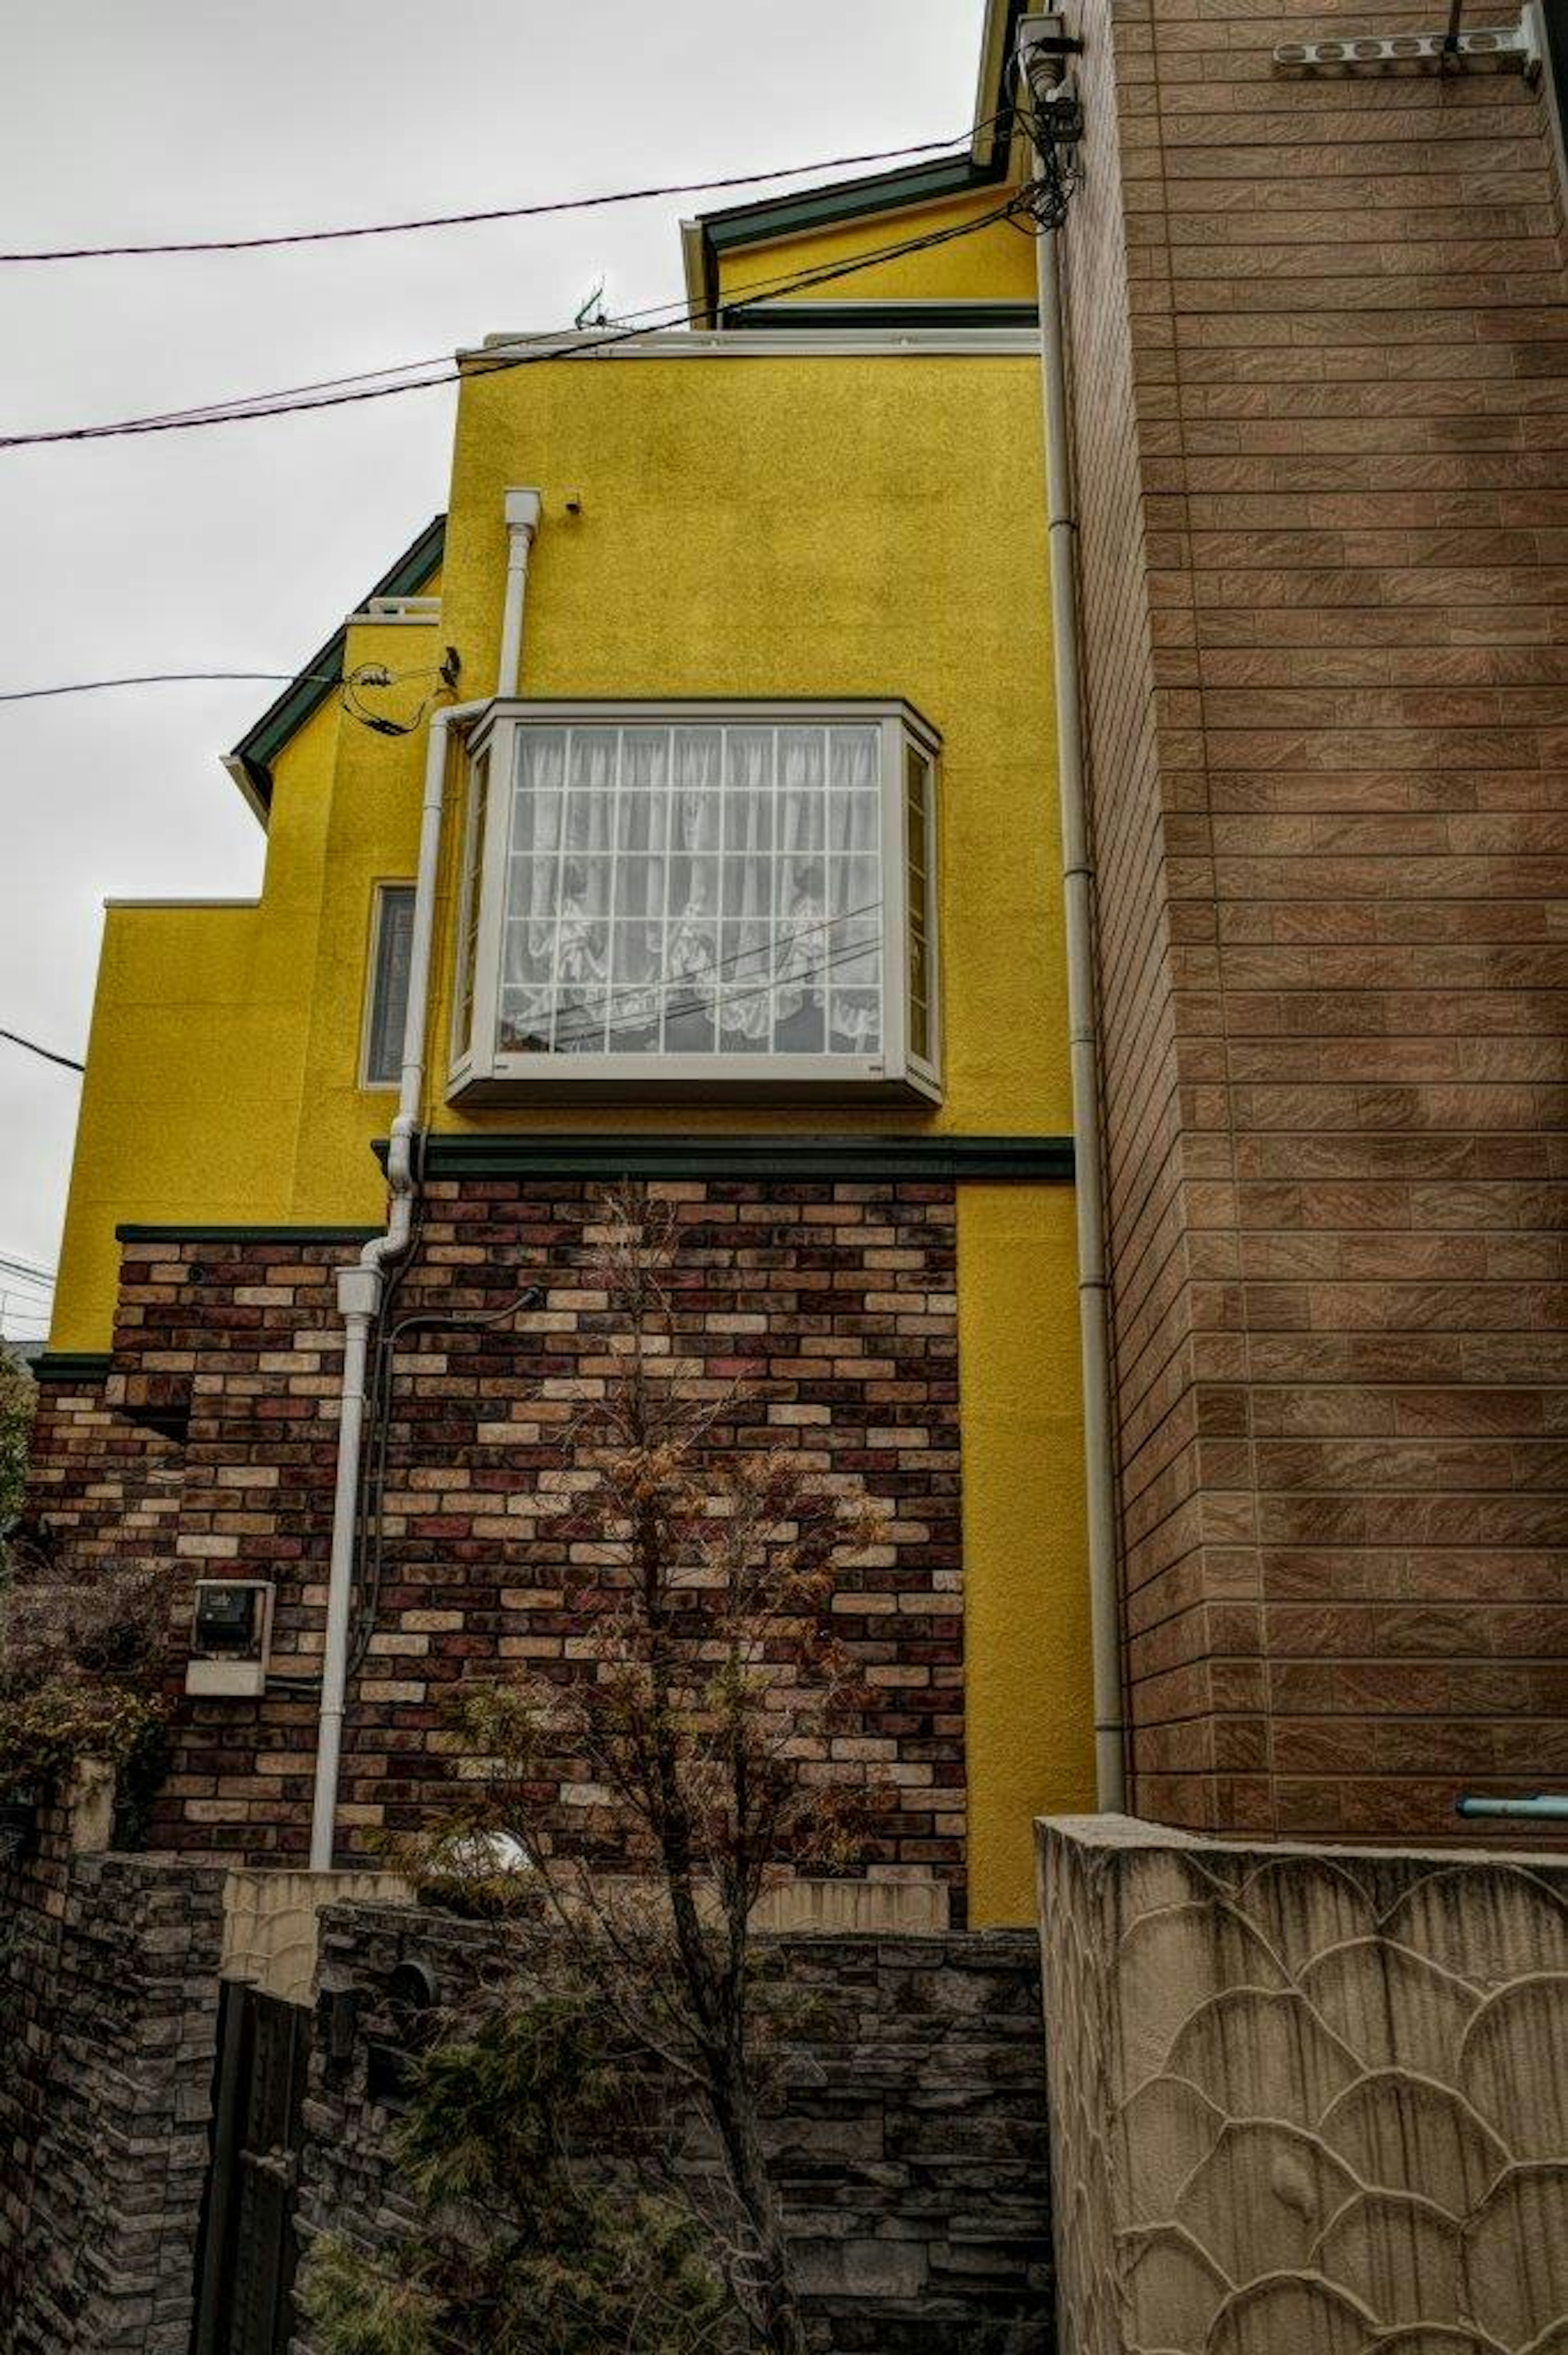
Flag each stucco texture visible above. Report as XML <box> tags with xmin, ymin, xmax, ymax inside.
<box><xmin>712</xmin><ymin>183</ymin><xmax>1040</xmax><ymax>310</ymax></box>
<box><xmin>47</xmin><ymin>316</ymin><xmax>1091</xmax><ymax>1921</ymax></box>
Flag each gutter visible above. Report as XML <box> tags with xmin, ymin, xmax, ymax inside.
<box><xmin>1017</xmin><ymin>13</ymin><xmax>1126</xmax><ymax>1813</ymax></box>
<box><xmin>307</xmin><ymin>488</ymin><xmax>543</xmax><ymax>1872</ymax></box>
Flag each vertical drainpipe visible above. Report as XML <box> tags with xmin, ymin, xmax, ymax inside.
<box><xmin>1017</xmin><ymin>14</ymin><xmax>1127</xmax><ymax>1813</ymax></box>
<box><xmin>308</xmin><ymin>487</ymin><xmax>544</xmax><ymax>1872</ymax></box>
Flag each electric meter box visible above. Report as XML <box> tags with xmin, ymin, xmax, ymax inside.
<box><xmin>185</xmin><ymin>1580</ymin><xmax>275</xmax><ymax>1697</ymax></box>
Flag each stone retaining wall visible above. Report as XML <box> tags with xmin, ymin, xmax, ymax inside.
<box><xmin>299</xmin><ymin>1901</ymin><xmax>1054</xmax><ymax>2354</ymax></box>
<box><xmin>0</xmin><ymin>1793</ymin><xmax>225</xmax><ymax>2355</ymax></box>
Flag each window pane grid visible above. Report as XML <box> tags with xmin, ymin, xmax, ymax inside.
<box><xmin>905</xmin><ymin>745</ymin><xmax>932</xmax><ymax>1064</ymax></box>
<box><xmin>456</xmin><ymin>752</ymin><xmax>489</xmax><ymax>1057</ymax></box>
<box><xmin>499</xmin><ymin>720</ymin><xmax>887</xmax><ymax>1060</ymax></box>
<box><xmin>366</xmin><ymin>884</ymin><xmax>416</xmax><ymax>1086</ymax></box>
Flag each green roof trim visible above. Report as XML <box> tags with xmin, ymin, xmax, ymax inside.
<box><xmin>378</xmin><ymin>1133</ymin><xmax>1074</xmax><ymax>1183</ymax></box>
<box><xmin>688</xmin><ymin>0</ymin><xmax>1027</xmax><ymax>326</ymax></box>
<box><xmin>705</xmin><ymin>151</ymin><xmax>1010</xmax><ymax>255</ymax></box>
<box><xmin>115</xmin><ymin>1224</ymin><xmax>382</xmax><ymax>1244</ymax></box>
<box><xmin>30</xmin><ymin>1352</ymin><xmax>113</xmax><ymax>1385</ymax></box>
<box><xmin>227</xmin><ymin>513</ymin><xmax>446</xmax><ymax>818</ymax></box>
<box><xmin>720</xmin><ymin>301</ymin><xmax>1038</xmax><ymax>332</ymax></box>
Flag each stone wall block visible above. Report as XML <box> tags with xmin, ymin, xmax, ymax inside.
<box><xmin>295</xmin><ymin>1905</ymin><xmax>1052</xmax><ymax>2353</ymax></box>
<box><xmin>0</xmin><ymin>1818</ymin><xmax>225</xmax><ymax>2355</ymax></box>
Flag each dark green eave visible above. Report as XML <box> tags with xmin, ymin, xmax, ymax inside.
<box><xmin>376</xmin><ymin>1133</ymin><xmax>1073</xmax><ymax>1183</ymax></box>
<box><xmin>227</xmin><ymin>513</ymin><xmax>445</xmax><ymax>820</ymax></box>
<box><xmin>31</xmin><ymin>1351</ymin><xmax>113</xmax><ymax>1385</ymax></box>
<box><xmin>687</xmin><ymin>0</ymin><xmax>1027</xmax><ymax>327</ymax></box>
<box><xmin>114</xmin><ymin>1223</ymin><xmax>381</xmax><ymax>1244</ymax></box>
<box><xmin>722</xmin><ymin>301</ymin><xmax>1038</xmax><ymax>332</ymax></box>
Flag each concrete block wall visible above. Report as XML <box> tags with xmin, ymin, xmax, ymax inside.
<box><xmin>1039</xmin><ymin>1813</ymin><xmax>1568</xmax><ymax>2352</ymax></box>
<box><xmin>1060</xmin><ymin>0</ymin><xmax>1568</xmax><ymax>1836</ymax></box>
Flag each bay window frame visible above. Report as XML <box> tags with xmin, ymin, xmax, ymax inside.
<box><xmin>448</xmin><ymin>698</ymin><xmax>941</xmax><ymax>1103</ymax></box>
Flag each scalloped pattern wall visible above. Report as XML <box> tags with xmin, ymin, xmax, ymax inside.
<box><xmin>1039</xmin><ymin>1818</ymin><xmax>1568</xmax><ymax>2354</ymax></box>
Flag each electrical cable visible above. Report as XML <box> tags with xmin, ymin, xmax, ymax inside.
<box><xmin>539</xmin><ymin>917</ymin><xmax>884</xmax><ymax>1046</ymax></box>
<box><xmin>547</xmin><ymin>932</ymin><xmax>884</xmax><ymax>1048</ymax></box>
<box><xmin>0</xmin><ymin>191</ymin><xmax>1033</xmax><ymax>453</ymax></box>
<box><xmin>501</xmin><ymin>898</ymin><xmax>884</xmax><ymax>1035</ymax></box>
<box><xmin>0</xmin><ymin>658</ymin><xmax>450</xmax><ymax>723</ymax></box>
<box><xmin>1</xmin><ymin>1027</ymin><xmax>85</xmax><ymax>1072</ymax></box>
<box><xmin>0</xmin><ymin>669</ymin><xmax>347</xmax><ymax>705</ymax></box>
<box><xmin>0</xmin><ymin>115</ymin><xmax>1014</xmax><ymax>265</ymax></box>
<box><xmin>17</xmin><ymin>152</ymin><xmax>1017</xmax><ymax>446</ymax></box>
<box><xmin>0</xmin><ymin>1251</ymin><xmax>56</xmax><ymax>1281</ymax></box>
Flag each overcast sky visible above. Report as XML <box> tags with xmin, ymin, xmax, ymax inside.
<box><xmin>0</xmin><ymin>0</ymin><xmax>983</xmax><ymax>1336</ymax></box>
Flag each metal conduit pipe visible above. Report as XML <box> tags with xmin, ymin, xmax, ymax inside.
<box><xmin>1017</xmin><ymin>15</ymin><xmax>1126</xmax><ymax>1812</ymax></box>
<box><xmin>308</xmin><ymin>486</ymin><xmax>543</xmax><ymax>1871</ymax></box>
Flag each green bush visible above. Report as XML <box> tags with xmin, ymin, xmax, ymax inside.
<box><xmin>0</xmin><ymin>1348</ymin><xmax>33</xmax><ymax>1550</ymax></box>
<box><xmin>298</xmin><ymin>1982</ymin><xmax>741</xmax><ymax>2355</ymax></box>
<box><xmin>0</xmin><ymin>1556</ymin><xmax>171</xmax><ymax>1804</ymax></box>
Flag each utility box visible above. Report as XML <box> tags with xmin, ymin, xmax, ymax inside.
<box><xmin>185</xmin><ymin>1580</ymin><xmax>274</xmax><ymax>1697</ymax></box>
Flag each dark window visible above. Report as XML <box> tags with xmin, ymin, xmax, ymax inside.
<box><xmin>364</xmin><ymin>884</ymin><xmax>415</xmax><ymax>1086</ymax></box>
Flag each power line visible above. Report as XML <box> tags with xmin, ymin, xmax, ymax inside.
<box><xmin>0</xmin><ymin>1028</ymin><xmax>85</xmax><ymax>1073</ymax></box>
<box><xmin>22</xmin><ymin>183</ymin><xmax>1006</xmax><ymax>443</ymax></box>
<box><xmin>0</xmin><ymin>118</ymin><xmax>1011</xmax><ymax>265</ymax></box>
<box><xmin>0</xmin><ymin>193</ymin><xmax>1032</xmax><ymax>453</ymax></box>
<box><xmin>0</xmin><ymin>658</ymin><xmax>447</xmax><ymax>715</ymax></box>
<box><xmin>513</xmin><ymin>899</ymin><xmax>885</xmax><ymax>1037</ymax></box>
<box><xmin>0</xmin><ymin>1254</ymin><xmax>55</xmax><ymax>1286</ymax></box>
<box><xmin>0</xmin><ymin>669</ymin><xmax>344</xmax><ymax>705</ymax></box>
<box><xmin>551</xmin><ymin>931</ymin><xmax>883</xmax><ymax>1047</ymax></box>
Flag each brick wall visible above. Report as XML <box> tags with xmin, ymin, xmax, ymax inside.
<box><xmin>1061</xmin><ymin>0</ymin><xmax>1568</xmax><ymax>1835</ymax></box>
<box><xmin>0</xmin><ymin>1801</ymin><xmax>225</xmax><ymax>2355</ymax></box>
<box><xmin>24</xmin><ymin>1374</ymin><xmax>183</xmax><ymax>1575</ymax></box>
<box><xmin>27</xmin><ymin>1181</ymin><xmax>967</xmax><ymax>1903</ymax></box>
<box><xmin>300</xmin><ymin>1902</ymin><xmax>1053</xmax><ymax>2355</ymax></box>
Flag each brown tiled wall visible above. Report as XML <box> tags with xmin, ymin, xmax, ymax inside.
<box><xmin>1063</xmin><ymin>0</ymin><xmax>1568</xmax><ymax>1835</ymax></box>
<box><xmin>26</xmin><ymin>1184</ymin><xmax>966</xmax><ymax>1902</ymax></box>
<box><xmin>25</xmin><ymin>1379</ymin><xmax>184</xmax><ymax>1573</ymax></box>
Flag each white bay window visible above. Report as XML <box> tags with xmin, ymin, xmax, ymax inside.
<box><xmin>449</xmin><ymin>701</ymin><xmax>940</xmax><ymax>1101</ymax></box>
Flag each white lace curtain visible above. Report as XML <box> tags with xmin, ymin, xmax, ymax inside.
<box><xmin>499</xmin><ymin>723</ymin><xmax>883</xmax><ymax>1056</ymax></box>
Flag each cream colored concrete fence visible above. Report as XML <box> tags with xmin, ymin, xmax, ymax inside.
<box><xmin>1039</xmin><ymin>1815</ymin><xmax>1568</xmax><ymax>2353</ymax></box>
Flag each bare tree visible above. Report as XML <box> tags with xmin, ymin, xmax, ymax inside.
<box><xmin>405</xmin><ymin>1189</ymin><xmax>887</xmax><ymax>2354</ymax></box>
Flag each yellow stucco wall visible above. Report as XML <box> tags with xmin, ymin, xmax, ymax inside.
<box><xmin>713</xmin><ymin>182</ymin><xmax>1039</xmax><ymax>310</ymax></box>
<box><xmin>55</xmin><ymin>353</ymin><xmax>1071</xmax><ymax>1320</ymax></box>
<box><xmin>47</xmin><ymin>217</ymin><xmax>1092</xmax><ymax>1922</ymax></box>
<box><xmin>959</xmin><ymin>1184</ymin><xmax>1096</xmax><ymax>1923</ymax></box>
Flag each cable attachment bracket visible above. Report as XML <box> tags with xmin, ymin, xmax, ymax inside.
<box><xmin>1014</xmin><ymin>13</ymin><xmax>1086</xmax><ymax>234</ymax></box>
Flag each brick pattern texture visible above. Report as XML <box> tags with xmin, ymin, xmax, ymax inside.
<box><xmin>25</xmin><ymin>1181</ymin><xmax>966</xmax><ymax>1904</ymax></box>
<box><xmin>1063</xmin><ymin>0</ymin><xmax>1568</xmax><ymax>1835</ymax></box>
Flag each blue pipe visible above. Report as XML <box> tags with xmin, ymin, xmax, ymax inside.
<box><xmin>1456</xmin><ymin>1794</ymin><xmax>1568</xmax><ymax>1820</ymax></box>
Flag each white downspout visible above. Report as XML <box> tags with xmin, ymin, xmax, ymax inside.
<box><xmin>497</xmin><ymin>488</ymin><xmax>544</xmax><ymax>698</ymax></box>
<box><xmin>308</xmin><ymin>486</ymin><xmax>543</xmax><ymax>1871</ymax></box>
<box><xmin>1018</xmin><ymin>17</ymin><xmax>1126</xmax><ymax>1813</ymax></box>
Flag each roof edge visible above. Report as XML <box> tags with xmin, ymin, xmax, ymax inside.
<box><xmin>680</xmin><ymin>0</ymin><xmax>1025</xmax><ymax>319</ymax></box>
<box><xmin>224</xmin><ymin>512</ymin><xmax>446</xmax><ymax>821</ymax></box>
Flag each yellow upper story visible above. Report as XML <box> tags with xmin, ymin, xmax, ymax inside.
<box><xmin>707</xmin><ymin>183</ymin><xmax>1039</xmax><ymax>314</ymax></box>
<box><xmin>51</xmin><ymin>131</ymin><xmax>1058</xmax><ymax>1353</ymax></box>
